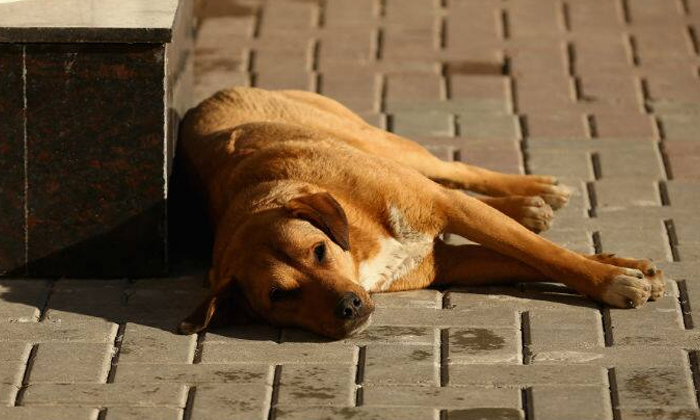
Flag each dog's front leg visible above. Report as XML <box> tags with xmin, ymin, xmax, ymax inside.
<box><xmin>435</xmin><ymin>189</ymin><xmax>663</xmax><ymax>308</ymax></box>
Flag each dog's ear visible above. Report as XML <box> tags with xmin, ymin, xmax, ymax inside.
<box><xmin>285</xmin><ymin>192</ymin><xmax>350</xmax><ymax>251</ymax></box>
<box><xmin>178</xmin><ymin>279</ymin><xmax>253</xmax><ymax>334</ymax></box>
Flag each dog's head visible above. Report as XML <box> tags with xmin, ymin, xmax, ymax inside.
<box><xmin>179</xmin><ymin>192</ymin><xmax>374</xmax><ymax>339</ymax></box>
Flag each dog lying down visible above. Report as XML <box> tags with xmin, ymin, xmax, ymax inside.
<box><xmin>176</xmin><ymin>87</ymin><xmax>665</xmax><ymax>339</ymax></box>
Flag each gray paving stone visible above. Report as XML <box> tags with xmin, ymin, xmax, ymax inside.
<box><xmin>275</xmin><ymin>406</ymin><xmax>439</xmax><ymax>420</ymax></box>
<box><xmin>200</xmin><ymin>342</ymin><xmax>356</xmax><ymax>364</ymax></box>
<box><xmin>346</xmin><ymin>325</ymin><xmax>439</xmax><ymax>346</ymax></box>
<box><xmin>371</xmin><ymin>308</ymin><xmax>518</xmax><ymax>328</ymax></box>
<box><xmin>371</xmin><ymin>290</ymin><xmax>442</xmax><ymax>309</ymax></box>
<box><xmin>0</xmin><ymin>360</ymin><xmax>25</xmax><ymax>386</ymax></box>
<box><xmin>114</xmin><ymin>363</ymin><xmax>273</xmax><ymax>384</ymax></box>
<box><xmin>0</xmin><ymin>383</ymin><xmax>17</xmax><ymax>405</ymax></box>
<box><xmin>530</xmin><ymin>347</ymin><xmax>688</xmax><ymax>367</ymax></box>
<box><xmin>0</xmin><ymin>407</ymin><xmax>99</xmax><ymax>420</ymax></box>
<box><xmin>362</xmin><ymin>385</ymin><xmax>521</xmax><ymax>408</ymax></box>
<box><xmin>594</xmin><ymin>179</ymin><xmax>661</xmax><ymax>209</ymax></box>
<box><xmin>190</xmin><ymin>383</ymin><xmax>271</xmax><ymax>420</ymax></box>
<box><xmin>204</xmin><ymin>324</ymin><xmax>280</xmax><ymax>344</ymax></box>
<box><xmin>448</xmin><ymin>327</ymin><xmax>520</xmax><ymax>365</ymax></box>
<box><xmin>529</xmin><ymin>327</ymin><xmax>604</xmax><ymax>352</ymax></box>
<box><xmin>364</xmin><ymin>344</ymin><xmax>438</xmax><ymax>386</ymax></box>
<box><xmin>450</xmin><ymin>365</ymin><xmax>607</xmax><ymax>387</ymax></box>
<box><xmin>0</xmin><ymin>342</ymin><xmax>31</xmax><ymax>362</ymax></box>
<box><xmin>22</xmin><ymin>383</ymin><xmax>188</xmax><ymax>407</ymax></box>
<box><xmin>391</xmin><ymin>110</ymin><xmax>455</xmax><ymax>137</ymax></box>
<box><xmin>0</xmin><ymin>321</ymin><xmax>117</xmax><ymax>343</ymax></box>
<box><xmin>615</xmin><ymin>366</ymin><xmax>696</xmax><ymax>408</ymax></box>
<box><xmin>616</xmin><ymin>407</ymin><xmax>700</xmax><ymax>420</ymax></box>
<box><xmin>118</xmin><ymin>323</ymin><xmax>196</xmax><ymax>364</ymax></box>
<box><xmin>458</xmin><ymin>113</ymin><xmax>521</xmax><ymax>141</ymax></box>
<box><xmin>0</xmin><ymin>281</ymin><xmax>48</xmax><ymax>322</ymax></box>
<box><xmin>277</xmin><ymin>364</ymin><xmax>356</xmax><ymax>406</ymax></box>
<box><xmin>531</xmin><ymin>386</ymin><xmax>612</xmax><ymax>420</ymax></box>
<box><xmin>29</xmin><ymin>343</ymin><xmax>113</xmax><ymax>383</ymax></box>
<box><xmin>104</xmin><ymin>407</ymin><xmax>181</xmax><ymax>420</ymax></box>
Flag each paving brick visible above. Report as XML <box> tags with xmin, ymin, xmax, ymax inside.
<box><xmin>450</xmin><ymin>365</ymin><xmax>607</xmax><ymax>387</ymax></box>
<box><xmin>665</xmin><ymin>141</ymin><xmax>700</xmax><ymax>180</ymax></box>
<box><xmin>346</xmin><ymin>325</ymin><xmax>439</xmax><ymax>346</ymax></box>
<box><xmin>363</xmin><ymin>385</ymin><xmax>520</xmax><ymax>408</ymax></box>
<box><xmin>0</xmin><ymin>321</ymin><xmax>117</xmax><ymax>343</ymax></box>
<box><xmin>597</xmin><ymin>226</ymin><xmax>672</xmax><ymax>262</ymax></box>
<box><xmin>190</xmin><ymin>383</ymin><xmax>271</xmax><ymax>420</ymax></box>
<box><xmin>0</xmin><ymin>280</ymin><xmax>49</xmax><ymax>323</ymax></box>
<box><xmin>617</xmin><ymin>407</ymin><xmax>700</xmax><ymax>420</ymax></box>
<box><xmin>0</xmin><ymin>360</ymin><xmax>25</xmax><ymax>387</ymax></box>
<box><xmin>615</xmin><ymin>366</ymin><xmax>696</xmax><ymax>408</ymax></box>
<box><xmin>594</xmin><ymin>179</ymin><xmax>661</xmax><ymax>209</ymax></box>
<box><xmin>104</xmin><ymin>407</ymin><xmax>181</xmax><ymax>420</ymax></box>
<box><xmin>458</xmin><ymin>113</ymin><xmax>521</xmax><ymax>141</ymax></box>
<box><xmin>22</xmin><ymin>383</ymin><xmax>188</xmax><ymax>407</ymax></box>
<box><xmin>200</xmin><ymin>342</ymin><xmax>356</xmax><ymax>364</ymax></box>
<box><xmin>372</xmin><ymin>308</ymin><xmax>518</xmax><ymax>328</ymax></box>
<box><xmin>530</xmin><ymin>346</ymin><xmax>688</xmax><ymax>367</ymax></box>
<box><xmin>391</xmin><ymin>110</ymin><xmax>454</xmax><ymax>137</ymax></box>
<box><xmin>363</xmin><ymin>344</ymin><xmax>438</xmax><ymax>386</ymax></box>
<box><xmin>525</xmin><ymin>112</ymin><xmax>589</xmax><ymax>138</ymax></box>
<box><xmin>660</xmin><ymin>113</ymin><xmax>700</xmax><ymax>141</ymax></box>
<box><xmin>0</xmin><ymin>407</ymin><xmax>99</xmax><ymax>420</ymax></box>
<box><xmin>119</xmin><ymin>323</ymin><xmax>196</xmax><ymax>364</ymax></box>
<box><xmin>114</xmin><ymin>363</ymin><xmax>273</xmax><ymax>385</ymax></box>
<box><xmin>276</xmin><ymin>406</ymin><xmax>439</xmax><ymax>420</ymax></box>
<box><xmin>593</xmin><ymin>113</ymin><xmax>657</xmax><ymax>138</ymax></box>
<box><xmin>531</xmin><ymin>386</ymin><xmax>612</xmax><ymax>420</ymax></box>
<box><xmin>29</xmin><ymin>343</ymin><xmax>112</xmax><ymax>383</ymax></box>
<box><xmin>371</xmin><ymin>289</ymin><xmax>442</xmax><ymax>309</ymax></box>
<box><xmin>448</xmin><ymin>327</ymin><xmax>520</xmax><ymax>365</ymax></box>
<box><xmin>0</xmin><ymin>342</ymin><xmax>32</xmax><ymax>362</ymax></box>
<box><xmin>385</xmin><ymin>73</ymin><xmax>444</xmax><ymax>104</ymax></box>
<box><xmin>277</xmin><ymin>364</ymin><xmax>355</xmax><ymax>406</ymax></box>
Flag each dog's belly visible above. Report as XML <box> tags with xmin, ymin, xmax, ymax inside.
<box><xmin>358</xmin><ymin>206</ymin><xmax>433</xmax><ymax>292</ymax></box>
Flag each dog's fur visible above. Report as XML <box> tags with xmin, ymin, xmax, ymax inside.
<box><xmin>177</xmin><ymin>87</ymin><xmax>665</xmax><ymax>339</ymax></box>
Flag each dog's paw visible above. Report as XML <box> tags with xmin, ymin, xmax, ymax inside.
<box><xmin>485</xmin><ymin>195</ymin><xmax>554</xmax><ymax>233</ymax></box>
<box><xmin>600</xmin><ymin>268</ymin><xmax>652</xmax><ymax>308</ymax></box>
<box><xmin>500</xmin><ymin>175</ymin><xmax>572</xmax><ymax>210</ymax></box>
<box><xmin>588</xmin><ymin>254</ymin><xmax>666</xmax><ymax>301</ymax></box>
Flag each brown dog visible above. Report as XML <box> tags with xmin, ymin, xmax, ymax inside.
<box><xmin>176</xmin><ymin>87</ymin><xmax>665</xmax><ymax>339</ymax></box>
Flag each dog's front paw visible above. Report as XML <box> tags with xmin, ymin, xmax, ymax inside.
<box><xmin>600</xmin><ymin>267</ymin><xmax>652</xmax><ymax>308</ymax></box>
<box><xmin>485</xmin><ymin>195</ymin><xmax>554</xmax><ymax>233</ymax></box>
<box><xmin>501</xmin><ymin>175</ymin><xmax>572</xmax><ymax>210</ymax></box>
<box><xmin>588</xmin><ymin>254</ymin><xmax>666</xmax><ymax>301</ymax></box>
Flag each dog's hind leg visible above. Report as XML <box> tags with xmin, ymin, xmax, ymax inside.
<box><xmin>431</xmin><ymin>188</ymin><xmax>664</xmax><ymax>307</ymax></box>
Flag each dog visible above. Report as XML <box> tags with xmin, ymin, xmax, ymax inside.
<box><xmin>176</xmin><ymin>87</ymin><xmax>665</xmax><ymax>339</ymax></box>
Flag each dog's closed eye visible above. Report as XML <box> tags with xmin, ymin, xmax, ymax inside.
<box><xmin>313</xmin><ymin>242</ymin><xmax>327</xmax><ymax>263</ymax></box>
<box><xmin>269</xmin><ymin>286</ymin><xmax>301</xmax><ymax>302</ymax></box>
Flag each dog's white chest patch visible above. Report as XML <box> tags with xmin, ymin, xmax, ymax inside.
<box><xmin>359</xmin><ymin>206</ymin><xmax>432</xmax><ymax>292</ymax></box>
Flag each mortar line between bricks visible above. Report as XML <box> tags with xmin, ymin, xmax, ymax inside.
<box><xmin>316</xmin><ymin>0</ymin><xmax>326</xmax><ymax>28</ymax></box>
<box><xmin>680</xmin><ymin>0</ymin><xmax>690</xmax><ymax>15</ymax></box>
<box><xmin>192</xmin><ymin>331</ymin><xmax>205</xmax><ymax>364</ymax></box>
<box><xmin>252</xmin><ymin>6</ymin><xmax>262</xmax><ymax>38</ymax></box>
<box><xmin>377</xmin><ymin>0</ymin><xmax>386</xmax><ymax>18</ymax></box>
<box><xmin>520</xmin><ymin>311</ymin><xmax>532</xmax><ymax>365</ymax></box>
<box><xmin>607</xmin><ymin>368</ymin><xmax>621</xmax><ymax>420</ymax></box>
<box><xmin>657</xmin><ymin>139</ymin><xmax>675</xmax><ymax>181</ymax></box>
<box><xmin>678</xmin><ymin>280</ymin><xmax>694</xmax><ymax>329</ymax></box>
<box><xmin>354</xmin><ymin>345</ymin><xmax>366</xmax><ymax>406</ymax></box>
<box><xmin>522</xmin><ymin>387</ymin><xmax>533</xmax><ymax>420</ymax></box>
<box><xmin>663</xmin><ymin>219</ymin><xmax>681</xmax><ymax>262</ymax></box>
<box><xmin>601</xmin><ymin>305</ymin><xmax>614</xmax><ymax>347</ymax></box>
<box><xmin>658</xmin><ymin>180</ymin><xmax>671</xmax><ymax>206</ymax></box>
<box><xmin>566</xmin><ymin>42</ymin><xmax>576</xmax><ymax>76</ymax></box>
<box><xmin>627</xmin><ymin>35</ymin><xmax>640</xmax><ymax>66</ymax></box>
<box><xmin>106</xmin><ymin>323</ymin><xmax>126</xmax><ymax>383</ymax></box>
<box><xmin>183</xmin><ymin>385</ymin><xmax>196</xmax><ymax>420</ymax></box>
<box><xmin>438</xmin><ymin>16</ymin><xmax>447</xmax><ymax>50</ymax></box>
<box><xmin>586</xmin><ymin>114</ymin><xmax>598</xmax><ymax>138</ymax></box>
<box><xmin>639</xmin><ymin>78</ymin><xmax>652</xmax><ymax>113</ymax></box>
<box><xmin>688</xmin><ymin>25</ymin><xmax>700</xmax><ymax>55</ymax></box>
<box><xmin>618</xmin><ymin>0</ymin><xmax>631</xmax><ymax>24</ymax></box>
<box><xmin>96</xmin><ymin>408</ymin><xmax>108</xmax><ymax>420</ymax></box>
<box><xmin>376</xmin><ymin>73</ymin><xmax>386</xmax><ymax>114</ymax></box>
<box><xmin>500</xmin><ymin>9</ymin><xmax>510</xmax><ymax>40</ymax></box>
<box><xmin>688</xmin><ymin>351</ymin><xmax>700</xmax><ymax>408</ymax></box>
<box><xmin>38</xmin><ymin>279</ymin><xmax>56</xmax><ymax>321</ymax></box>
<box><xmin>12</xmin><ymin>343</ymin><xmax>38</xmax><ymax>406</ymax></box>
<box><xmin>591</xmin><ymin>152</ymin><xmax>602</xmax><ymax>180</ymax></box>
<box><xmin>267</xmin><ymin>365</ymin><xmax>282</xmax><ymax>420</ymax></box>
<box><xmin>440</xmin><ymin>328</ymin><xmax>449</xmax><ymax>386</ymax></box>
<box><xmin>310</xmin><ymin>39</ymin><xmax>320</xmax><ymax>73</ymax></box>
<box><xmin>561</xmin><ymin>1</ymin><xmax>571</xmax><ymax>31</ymax></box>
<box><xmin>586</xmin><ymin>184</ymin><xmax>598</xmax><ymax>218</ymax></box>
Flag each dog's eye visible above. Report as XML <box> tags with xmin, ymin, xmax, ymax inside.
<box><xmin>313</xmin><ymin>243</ymin><xmax>326</xmax><ymax>263</ymax></box>
<box><xmin>269</xmin><ymin>287</ymin><xmax>300</xmax><ymax>302</ymax></box>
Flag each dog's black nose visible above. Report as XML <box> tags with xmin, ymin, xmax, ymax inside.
<box><xmin>335</xmin><ymin>292</ymin><xmax>364</xmax><ymax>319</ymax></box>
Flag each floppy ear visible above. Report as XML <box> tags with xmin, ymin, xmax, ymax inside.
<box><xmin>285</xmin><ymin>192</ymin><xmax>350</xmax><ymax>251</ymax></box>
<box><xmin>178</xmin><ymin>278</ymin><xmax>254</xmax><ymax>334</ymax></box>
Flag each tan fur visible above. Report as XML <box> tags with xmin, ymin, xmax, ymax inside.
<box><xmin>178</xmin><ymin>87</ymin><xmax>665</xmax><ymax>339</ymax></box>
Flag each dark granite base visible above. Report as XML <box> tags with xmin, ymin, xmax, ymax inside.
<box><xmin>24</xmin><ymin>44</ymin><xmax>167</xmax><ymax>277</ymax></box>
<box><xmin>0</xmin><ymin>1</ymin><xmax>194</xmax><ymax>278</ymax></box>
<box><xmin>0</xmin><ymin>45</ymin><xmax>25</xmax><ymax>275</ymax></box>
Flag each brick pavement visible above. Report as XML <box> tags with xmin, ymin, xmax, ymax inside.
<box><xmin>2</xmin><ymin>0</ymin><xmax>700</xmax><ymax>419</ymax></box>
